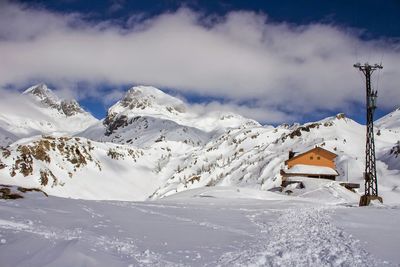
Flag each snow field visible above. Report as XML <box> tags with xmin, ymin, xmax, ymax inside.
<box><xmin>1</xmin><ymin>188</ymin><xmax>399</xmax><ymax>266</ymax></box>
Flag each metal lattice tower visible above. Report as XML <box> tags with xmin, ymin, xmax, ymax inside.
<box><xmin>353</xmin><ymin>63</ymin><xmax>383</xmax><ymax>206</ymax></box>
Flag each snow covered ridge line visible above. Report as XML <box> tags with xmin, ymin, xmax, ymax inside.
<box><xmin>23</xmin><ymin>83</ymin><xmax>94</xmax><ymax>118</ymax></box>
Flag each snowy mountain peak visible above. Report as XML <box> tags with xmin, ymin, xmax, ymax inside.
<box><xmin>103</xmin><ymin>86</ymin><xmax>189</xmax><ymax>134</ymax></box>
<box><xmin>335</xmin><ymin>113</ymin><xmax>347</xmax><ymax>120</ymax></box>
<box><xmin>112</xmin><ymin>86</ymin><xmax>187</xmax><ymax>115</ymax></box>
<box><xmin>22</xmin><ymin>83</ymin><xmax>88</xmax><ymax>117</ymax></box>
<box><xmin>312</xmin><ymin>113</ymin><xmax>352</xmax><ymax>126</ymax></box>
<box><xmin>0</xmin><ymin>84</ymin><xmax>98</xmax><ymax>144</ymax></box>
<box><xmin>23</xmin><ymin>83</ymin><xmax>51</xmax><ymax>96</ymax></box>
<box><xmin>23</xmin><ymin>83</ymin><xmax>61</xmax><ymax>109</ymax></box>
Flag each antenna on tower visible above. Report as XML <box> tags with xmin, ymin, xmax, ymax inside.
<box><xmin>353</xmin><ymin>63</ymin><xmax>383</xmax><ymax>206</ymax></box>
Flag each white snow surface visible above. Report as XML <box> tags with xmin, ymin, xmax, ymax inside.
<box><xmin>0</xmin><ymin>187</ymin><xmax>399</xmax><ymax>266</ymax></box>
<box><xmin>284</xmin><ymin>164</ymin><xmax>339</xmax><ymax>175</ymax></box>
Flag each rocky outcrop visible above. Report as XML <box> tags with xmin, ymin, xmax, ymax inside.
<box><xmin>60</xmin><ymin>100</ymin><xmax>85</xmax><ymax>116</ymax></box>
<box><xmin>390</xmin><ymin>141</ymin><xmax>400</xmax><ymax>158</ymax></box>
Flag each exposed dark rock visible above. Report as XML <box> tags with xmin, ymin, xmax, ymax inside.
<box><xmin>39</xmin><ymin>169</ymin><xmax>58</xmax><ymax>187</ymax></box>
<box><xmin>0</xmin><ymin>185</ymin><xmax>48</xmax><ymax>199</ymax></box>
<box><xmin>390</xmin><ymin>141</ymin><xmax>400</xmax><ymax>158</ymax></box>
<box><xmin>17</xmin><ymin>186</ymin><xmax>48</xmax><ymax>197</ymax></box>
<box><xmin>104</xmin><ymin>115</ymin><xmax>129</xmax><ymax>136</ymax></box>
<box><xmin>0</xmin><ymin>187</ymin><xmax>23</xmax><ymax>199</ymax></box>
<box><xmin>2</xmin><ymin>148</ymin><xmax>11</xmax><ymax>158</ymax></box>
<box><xmin>288</xmin><ymin>123</ymin><xmax>320</xmax><ymax>139</ymax></box>
<box><xmin>107</xmin><ymin>148</ymin><xmax>124</xmax><ymax>160</ymax></box>
<box><xmin>61</xmin><ymin>100</ymin><xmax>84</xmax><ymax>116</ymax></box>
<box><xmin>336</xmin><ymin>113</ymin><xmax>346</xmax><ymax>120</ymax></box>
<box><xmin>0</xmin><ymin>159</ymin><xmax>5</xmax><ymax>169</ymax></box>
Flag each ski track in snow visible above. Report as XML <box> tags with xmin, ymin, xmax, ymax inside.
<box><xmin>1</xmin><ymin>197</ymin><xmax>398</xmax><ymax>267</ymax></box>
<box><xmin>109</xmin><ymin>201</ymin><xmax>256</xmax><ymax>238</ymax></box>
<box><xmin>216</xmin><ymin>206</ymin><xmax>391</xmax><ymax>267</ymax></box>
<box><xmin>0</xmin><ymin>221</ymin><xmax>180</xmax><ymax>267</ymax></box>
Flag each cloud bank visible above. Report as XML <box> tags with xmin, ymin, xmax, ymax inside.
<box><xmin>0</xmin><ymin>1</ymin><xmax>399</xmax><ymax>123</ymax></box>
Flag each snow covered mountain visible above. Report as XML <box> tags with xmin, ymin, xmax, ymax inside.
<box><xmin>81</xmin><ymin>86</ymin><xmax>259</xmax><ymax>148</ymax></box>
<box><xmin>104</xmin><ymin>86</ymin><xmax>260</xmax><ymax>132</ymax></box>
<box><xmin>0</xmin><ymin>84</ymin><xmax>98</xmax><ymax>146</ymax></box>
<box><xmin>23</xmin><ymin>84</ymin><xmax>92</xmax><ymax>117</ymax></box>
<box><xmin>0</xmin><ymin>84</ymin><xmax>399</xmax><ymax>203</ymax></box>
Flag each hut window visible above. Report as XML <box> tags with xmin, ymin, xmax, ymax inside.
<box><xmin>317</xmin><ymin>156</ymin><xmax>321</xmax><ymax>160</ymax></box>
<box><xmin>310</xmin><ymin>156</ymin><xmax>313</xmax><ymax>160</ymax></box>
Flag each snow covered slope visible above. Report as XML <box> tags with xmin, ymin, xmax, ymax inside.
<box><xmin>152</xmin><ymin>114</ymin><xmax>400</xmax><ymax>204</ymax></box>
<box><xmin>0</xmin><ymin>127</ymin><xmax>18</xmax><ymax>148</ymax></box>
<box><xmin>0</xmin><ymin>84</ymin><xmax>98</xmax><ymax>145</ymax></box>
<box><xmin>376</xmin><ymin>107</ymin><xmax>400</xmax><ymax>131</ymax></box>
<box><xmin>0</xmin><ymin>135</ymin><xmax>179</xmax><ymax>200</ymax></box>
<box><xmin>83</xmin><ymin>115</ymin><xmax>211</xmax><ymax>148</ymax></box>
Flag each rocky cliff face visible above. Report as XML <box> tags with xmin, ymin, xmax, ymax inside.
<box><xmin>60</xmin><ymin>100</ymin><xmax>86</xmax><ymax>116</ymax></box>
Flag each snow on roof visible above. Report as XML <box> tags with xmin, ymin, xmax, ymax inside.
<box><xmin>285</xmin><ymin>164</ymin><xmax>339</xmax><ymax>176</ymax></box>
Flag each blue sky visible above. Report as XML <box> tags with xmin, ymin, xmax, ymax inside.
<box><xmin>1</xmin><ymin>0</ymin><xmax>399</xmax><ymax>124</ymax></box>
<box><xmin>33</xmin><ymin>0</ymin><xmax>400</xmax><ymax>39</ymax></box>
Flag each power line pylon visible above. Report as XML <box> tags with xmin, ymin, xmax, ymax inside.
<box><xmin>353</xmin><ymin>63</ymin><xmax>383</xmax><ymax>206</ymax></box>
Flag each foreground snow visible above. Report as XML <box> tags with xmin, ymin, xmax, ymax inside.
<box><xmin>0</xmin><ymin>187</ymin><xmax>399</xmax><ymax>267</ymax></box>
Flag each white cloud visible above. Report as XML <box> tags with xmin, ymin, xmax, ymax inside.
<box><xmin>190</xmin><ymin>101</ymin><xmax>295</xmax><ymax>124</ymax></box>
<box><xmin>0</xmin><ymin>1</ymin><xmax>399</xmax><ymax>123</ymax></box>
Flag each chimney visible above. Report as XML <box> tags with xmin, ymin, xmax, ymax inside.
<box><xmin>288</xmin><ymin>150</ymin><xmax>295</xmax><ymax>159</ymax></box>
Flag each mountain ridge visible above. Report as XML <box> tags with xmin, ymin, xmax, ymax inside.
<box><xmin>0</xmin><ymin>84</ymin><xmax>399</xmax><ymax>203</ymax></box>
